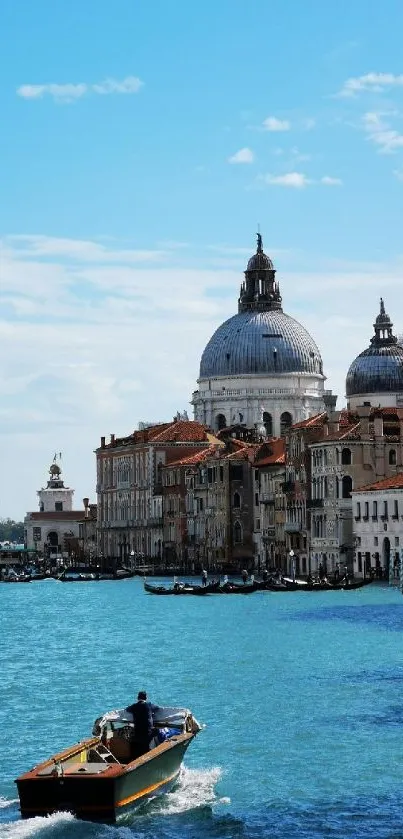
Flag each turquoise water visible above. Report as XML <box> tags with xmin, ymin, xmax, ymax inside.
<box><xmin>1</xmin><ymin>579</ymin><xmax>403</xmax><ymax>838</ymax></box>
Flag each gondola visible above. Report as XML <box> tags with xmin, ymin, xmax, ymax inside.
<box><xmin>266</xmin><ymin>577</ymin><xmax>374</xmax><ymax>592</ymax></box>
<box><xmin>218</xmin><ymin>582</ymin><xmax>257</xmax><ymax>594</ymax></box>
<box><xmin>144</xmin><ymin>581</ymin><xmax>211</xmax><ymax>595</ymax></box>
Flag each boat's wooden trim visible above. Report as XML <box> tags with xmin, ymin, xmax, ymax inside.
<box><xmin>16</xmin><ymin>731</ymin><xmax>194</xmax><ymax>782</ymax></box>
<box><xmin>116</xmin><ymin>769</ymin><xmax>179</xmax><ymax>808</ymax></box>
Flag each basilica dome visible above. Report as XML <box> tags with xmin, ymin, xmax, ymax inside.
<box><xmin>346</xmin><ymin>299</ymin><xmax>403</xmax><ymax>398</ymax></box>
<box><xmin>200</xmin><ymin>233</ymin><xmax>323</xmax><ymax>378</ymax></box>
<box><xmin>192</xmin><ymin>233</ymin><xmax>327</xmax><ymax>436</ymax></box>
<box><xmin>200</xmin><ymin>309</ymin><xmax>323</xmax><ymax>377</ymax></box>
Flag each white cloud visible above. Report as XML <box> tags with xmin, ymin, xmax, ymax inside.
<box><xmin>263</xmin><ymin>172</ymin><xmax>310</xmax><ymax>188</ymax></box>
<box><xmin>16</xmin><ymin>76</ymin><xmax>143</xmax><ymax>103</ymax></box>
<box><xmin>6</xmin><ymin>235</ymin><xmax>164</xmax><ymax>263</ymax></box>
<box><xmin>321</xmin><ymin>176</ymin><xmax>343</xmax><ymax>186</ymax></box>
<box><xmin>362</xmin><ymin>111</ymin><xmax>403</xmax><ymax>154</ymax></box>
<box><xmin>228</xmin><ymin>147</ymin><xmax>254</xmax><ymax>164</ymax></box>
<box><xmin>263</xmin><ymin>116</ymin><xmax>291</xmax><ymax>132</ymax></box>
<box><xmin>337</xmin><ymin>72</ymin><xmax>403</xmax><ymax>98</ymax></box>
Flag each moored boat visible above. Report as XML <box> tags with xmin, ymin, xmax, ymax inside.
<box><xmin>15</xmin><ymin>705</ymin><xmax>201</xmax><ymax>822</ymax></box>
<box><xmin>144</xmin><ymin>580</ymin><xmax>212</xmax><ymax>595</ymax></box>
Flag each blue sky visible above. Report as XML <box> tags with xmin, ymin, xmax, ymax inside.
<box><xmin>1</xmin><ymin>0</ymin><xmax>403</xmax><ymax>517</ymax></box>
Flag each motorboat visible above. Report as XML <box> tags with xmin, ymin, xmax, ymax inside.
<box><xmin>16</xmin><ymin>705</ymin><xmax>201</xmax><ymax>822</ymax></box>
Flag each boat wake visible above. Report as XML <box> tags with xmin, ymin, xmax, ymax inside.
<box><xmin>157</xmin><ymin>765</ymin><xmax>229</xmax><ymax>814</ymax></box>
<box><xmin>0</xmin><ymin>811</ymin><xmax>76</xmax><ymax>838</ymax></box>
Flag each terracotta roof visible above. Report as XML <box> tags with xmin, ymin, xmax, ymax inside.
<box><xmin>150</xmin><ymin>420</ymin><xmax>209</xmax><ymax>443</ymax></box>
<box><xmin>291</xmin><ymin>412</ymin><xmax>327</xmax><ymax>431</ymax></box>
<box><xmin>26</xmin><ymin>511</ymin><xmax>86</xmax><ymax>521</ymax></box>
<box><xmin>165</xmin><ymin>447</ymin><xmax>218</xmax><ymax>467</ymax></box>
<box><xmin>354</xmin><ymin>473</ymin><xmax>403</xmax><ymax>493</ymax></box>
<box><xmin>254</xmin><ymin>437</ymin><xmax>286</xmax><ymax>467</ymax></box>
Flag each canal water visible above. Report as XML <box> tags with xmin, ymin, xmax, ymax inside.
<box><xmin>1</xmin><ymin>578</ymin><xmax>403</xmax><ymax>838</ymax></box>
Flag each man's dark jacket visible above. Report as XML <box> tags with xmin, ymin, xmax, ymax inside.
<box><xmin>126</xmin><ymin>700</ymin><xmax>159</xmax><ymax>742</ymax></box>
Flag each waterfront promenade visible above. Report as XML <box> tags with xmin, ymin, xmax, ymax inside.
<box><xmin>1</xmin><ymin>579</ymin><xmax>403</xmax><ymax>837</ymax></box>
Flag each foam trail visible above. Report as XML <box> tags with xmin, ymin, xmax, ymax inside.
<box><xmin>0</xmin><ymin>797</ymin><xmax>19</xmax><ymax>809</ymax></box>
<box><xmin>160</xmin><ymin>765</ymin><xmax>229</xmax><ymax>814</ymax></box>
<box><xmin>0</xmin><ymin>811</ymin><xmax>75</xmax><ymax>838</ymax></box>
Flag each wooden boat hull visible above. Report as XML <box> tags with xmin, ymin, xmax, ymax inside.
<box><xmin>144</xmin><ymin>582</ymin><xmax>210</xmax><ymax>595</ymax></box>
<box><xmin>16</xmin><ymin>732</ymin><xmax>194</xmax><ymax>822</ymax></box>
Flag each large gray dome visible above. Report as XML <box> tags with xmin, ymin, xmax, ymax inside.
<box><xmin>199</xmin><ymin>309</ymin><xmax>323</xmax><ymax>378</ymax></box>
<box><xmin>346</xmin><ymin>299</ymin><xmax>403</xmax><ymax>397</ymax></box>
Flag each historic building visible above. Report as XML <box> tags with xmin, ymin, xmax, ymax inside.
<box><xmin>192</xmin><ymin>233</ymin><xmax>332</xmax><ymax>435</ymax></box>
<box><xmin>253</xmin><ymin>438</ymin><xmax>286</xmax><ymax>571</ymax></box>
<box><xmin>24</xmin><ymin>458</ymin><xmax>90</xmax><ymax>560</ymax></box>
<box><xmin>352</xmin><ymin>473</ymin><xmax>403</xmax><ymax>579</ymax></box>
<box><xmin>308</xmin><ymin>407</ymin><xmax>403</xmax><ymax>576</ymax></box>
<box><xmin>346</xmin><ymin>299</ymin><xmax>403</xmax><ymax>410</ymax></box>
<box><xmin>96</xmin><ymin>419</ymin><xmax>215</xmax><ymax>564</ymax></box>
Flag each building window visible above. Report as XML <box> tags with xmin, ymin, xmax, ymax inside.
<box><xmin>382</xmin><ymin>500</ymin><xmax>388</xmax><ymax>520</ymax></box>
<box><xmin>364</xmin><ymin>501</ymin><xmax>369</xmax><ymax>520</ymax></box>
<box><xmin>374</xmin><ymin>537</ymin><xmax>378</xmax><ymax>546</ymax></box>
<box><xmin>395</xmin><ymin>537</ymin><xmax>400</xmax><ymax>547</ymax></box>
<box><xmin>255</xmin><ymin>492</ymin><xmax>259</xmax><ymax>507</ymax></box>
<box><xmin>219</xmin><ymin>466</ymin><xmax>224</xmax><ymax>482</ymax></box>
<box><xmin>216</xmin><ymin>414</ymin><xmax>226</xmax><ymax>431</ymax></box>
<box><xmin>342</xmin><ymin>475</ymin><xmax>353</xmax><ymax>498</ymax></box>
<box><xmin>341</xmin><ymin>448</ymin><xmax>352</xmax><ymax>465</ymax></box>
<box><xmin>55</xmin><ymin>502</ymin><xmax>63</xmax><ymax>512</ymax></box>
<box><xmin>256</xmin><ymin>519</ymin><xmax>261</xmax><ymax>531</ymax></box>
<box><xmin>39</xmin><ymin>501</ymin><xmax>44</xmax><ymax>512</ymax></box>
<box><xmin>233</xmin><ymin>492</ymin><xmax>241</xmax><ymax>509</ymax></box>
<box><xmin>355</xmin><ymin>501</ymin><xmax>361</xmax><ymax>520</ymax></box>
<box><xmin>263</xmin><ymin>412</ymin><xmax>273</xmax><ymax>437</ymax></box>
<box><xmin>393</xmin><ymin>499</ymin><xmax>399</xmax><ymax>519</ymax></box>
<box><xmin>372</xmin><ymin>500</ymin><xmax>377</xmax><ymax>519</ymax></box>
<box><xmin>389</xmin><ymin>449</ymin><xmax>397</xmax><ymax>466</ymax></box>
<box><xmin>280</xmin><ymin>412</ymin><xmax>293</xmax><ymax>437</ymax></box>
<box><xmin>234</xmin><ymin>521</ymin><xmax>242</xmax><ymax>543</ymax></box>
<box><xmin>357</xmin><ymin>552</ymin><xmax>362</xmax><ymax>573</ymax></box>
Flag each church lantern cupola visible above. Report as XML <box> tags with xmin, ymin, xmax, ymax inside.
<box><xmin>238</xmin><ymin>232</ymin><xmax>282</xmax><ymax>313</ymax></box>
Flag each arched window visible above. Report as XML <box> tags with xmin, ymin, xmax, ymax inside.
<box><xmin>263</xmin><ymin>412</ymin><xmax>273</xmax><ymax>437</ymax></box>
<box><xmin>234</xmin><ymin>521</ymin><xmax>242</xmax><ymax>544</ymax></box>
<box><xmin>216</xmin><ymin>414</ymin><xmax>227</xmax><ymax>431</ymax></box>
<box><xmin>233</xmin><ymin>492</ymin><xmax>241</xmax><ymax>509</ymax></box>
<box><xmin>389</xmin><ymin>449</ymin><xmax>397</xmax><ymax>465</ymax></box>
<box><xmin>47</xmin><ymin>531</ymin><xmax>59</xmax><ymax>547</ymax></box>
<box><xmin>342</xmin><ymin>475</ymin><xmax>353</xmax><ymax>498</ymax></box>
<box><xmin>280</xmin><ymin>412</ymin><xmax>293</xmax><ymax>437</ymax></box>
<box><xmin>341</xmin><ymin>448</ymin><xmax>352</xmax><ymax>465</ymax></box>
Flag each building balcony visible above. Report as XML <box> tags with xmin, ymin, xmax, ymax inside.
<box><xmin>372</xmin><ymin>515</ymin><xmax>378</xmax><ymax>521</ymax></box>
<box><xmin>284</xmin><ymin>521</ymin><xmax>301</xmax><ymax>533</ymax></box>
<box><xmin>261</xmin><ymin>495</ymin><xmax>275</xmax><ymax>505</ymax></box>
<box><xmin>306</xmin><ymin>499</ymin><xmax>324</xmax><ymax>509</ymax></box>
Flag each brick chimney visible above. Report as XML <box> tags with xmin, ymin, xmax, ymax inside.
<box><xmin>100</xmin><ymin>436</ymin><xmax>105</xmax><ymax>449</ymax></box>
<box><xmin>83</xmin><ymin>497</ymin><xmax>89</xmax><ymax>518</ymax></box>
<box><xmin>373</xmin><ymin>413</ymin><xmax>383</xmax><ymax>438</ymax></box>
<box><xmin>328</xmin><ymin>411</ymin><xmax>340</xmax><ymax>434</ymax></box>
<box><xmin>110</xmin><ymin>433</ymin><xmax>115</xmax><ymax>444</ymax></box>
<box><xmin>356</xmin><ymin>405</ymin><xmax>371</xmax><ymax>437</ymax></box>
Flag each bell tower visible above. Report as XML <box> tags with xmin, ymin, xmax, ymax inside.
<box><xmin>37</xmin><ymin>455</ymin><xmax>74</xmax><ymax>513</ymax></box>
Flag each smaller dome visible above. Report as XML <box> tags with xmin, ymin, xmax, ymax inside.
<box><xmin>247</xmin><ymin>251</ymin><xmax>274</xmax><ymax>271</ymax></box>
<box><xmin>246</xmin><ymin>233</ymin><xmax>274</xmax><ymax>271</ymax></box>
<box><xmin>346</xmin><ymin>299</ymin><xmax>403</xmax><ymax>397</ymax></box>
